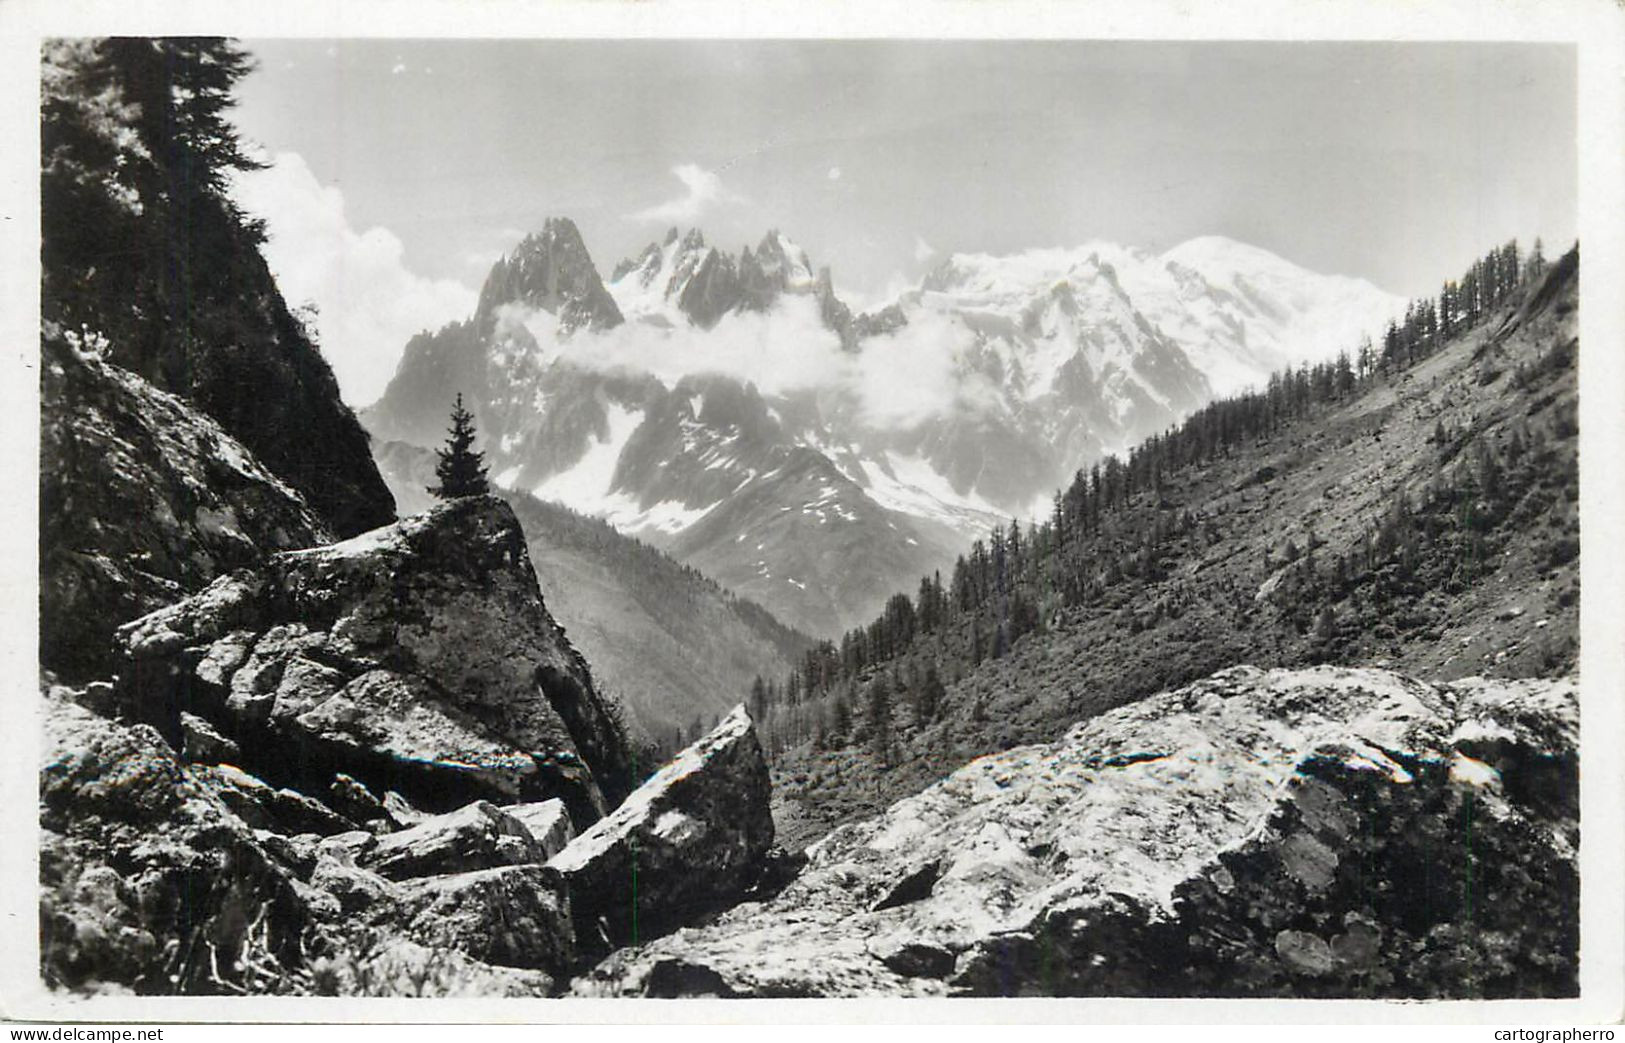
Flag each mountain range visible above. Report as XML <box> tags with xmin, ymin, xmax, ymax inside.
<box><xmin>35</xmin><ymin>38</ymin><xmax>1580</xmax><ymax>1002</ymax></box>
<box><xmin>363</xmin><ymin>220</ymin><xmax>1404</xmax><ymax>638</ymax></box>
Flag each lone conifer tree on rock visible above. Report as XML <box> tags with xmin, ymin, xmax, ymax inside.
<box><xmin>429</xmin><ymin>393</ymin><xmax>490</xmax><ymax>499</ymax></box>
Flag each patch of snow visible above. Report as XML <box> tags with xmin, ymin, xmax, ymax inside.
<box><xmin>586</xmin><ymin>491</ymin><xmax>719</xmax><ymax>537</ymax></box>
<box><xmin>855</xmin><ymin>451</ymin><xmax>1004</xmax><ymax>539</ymax></box>
<box><xmin>532</xmin><ymin>403</ymin><xmax>642</xmax><ymax>507</ymax></box>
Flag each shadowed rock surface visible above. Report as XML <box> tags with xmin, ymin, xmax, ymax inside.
<box><xmin>40</xmin><ymin>330</ymin><xmax>333</xmax><ymax>681</ymax></box>
<box><xmin>573</xmin><ymin>666</ymin><xmax>1577</xmax><ymax>998</ymax></box>
<box><xmin>549</xmin><ymin>705</ymin><xmax>774</xmax><ymax>959</ymax></box>
<box><xmin>39</xmin><ymin>686</ymin><xmax>316</xmax><ymax>994</ymax></box>
<box><xmin>114</xmin><ymin>496</ymin><xmax>636</xmax><ymax>828</ymax></box>
<box><xmin>192</xmin><ymin>763</ymin><xmax>358</xmax><ymax>838</ymax></box>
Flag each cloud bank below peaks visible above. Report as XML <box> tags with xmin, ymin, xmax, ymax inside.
<box><xmin>510</xmin><ymin>295</ymin><xmax>993</xmax><ymax>431</ymax></box>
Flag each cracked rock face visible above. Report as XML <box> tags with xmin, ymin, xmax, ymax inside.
<box><xmin>573</xmin><ymin>666</ymin><xmax>1577</xmax><ymax>999</ymax></box>
<box><xmin>39</xmin><ymin>678</ymin><xmax>591</xmax><ymax>995</ymax></box>
<box><xmin>115</xmin><ymin>496</ymin><xmax>635</xmax><ymax>828</ymax></box>
<box><xmin>549</xmin><ymin>705</ymin><xmax>774</xmax><ymax>960</ymax></box>
<box><xmin>40</xmin><ymin>331</ymin><xmax>333</xmax><ymax>681</ymax></box>
<box><xmin>39</xmin><ymin>687</ymin><xmax>316</xmax><ymax>994</ymax></box>
<box><xmin>360</xmin><ymin>801</ymin><xmax>547</xmax><ymax>881</ymax></box>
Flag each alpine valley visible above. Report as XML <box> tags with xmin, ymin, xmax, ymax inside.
<box><xmin>32</xmin><ymin>37</ymin><xmax>1585</xmax><ymax>1006</ymax></box>
<box><xmin>363</xmin><ymin>220</ymin><xmax>1406</xmax><ymax>640</ymax></box>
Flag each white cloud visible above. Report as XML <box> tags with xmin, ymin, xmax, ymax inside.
<box><xmin>516</xmin><ymin>296</ymin><xmax>842</xmax><ymax>398</ymax></box>
<box><xmin>231</xmin><ymin>151</ymin><xmax>477</xmax><ymax>407</ymax></box>
<box><xmin>511</xmin><ymin>293</ymin><xmax>980</xmax><ymax>432</ymax></box>
<box><xmin>914</xmin><ymin>236</ymin><xmax>936</xmax><ymax>263</ymax></box>
<box><xmin>390</xmin><ymin>59</ymin><xmax>407</xmax><ymax>75</ymax></box>
<box><xmin>827</xmin><ymin>166</ymin><xmax>842</xmax><ymax>181</ymax></box>
<box><xmin>625</xmin><ymin>163</ymin><xmax>739</xmax><ymax>225</ymax></box>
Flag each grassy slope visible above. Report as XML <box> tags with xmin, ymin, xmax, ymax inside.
<box><xmin>771</xmin><ymin>252</ymin><xmax>1580</xmax><ymax>849</ymax></box>
<box><xmin>372</xmin><ymin>440</ymin><xmax>811</xmax><ymax>749</ymax></box>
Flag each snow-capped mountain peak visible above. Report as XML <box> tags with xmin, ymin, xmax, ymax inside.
<box><xmin>368</xmin><ymin>221</ymin><xmax>1406</xmax><ymax>638</ymax></box>
<box><xmin>476</xmin><ymin>216</ymin><xmax>624</xmax><ymax>335</ymax></box>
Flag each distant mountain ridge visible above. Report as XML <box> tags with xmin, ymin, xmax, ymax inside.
<box><xmin>609</xmin><ymin>226</ymin><xmax>860</xmax><ymax>345</ymax></box>
<box><xmin>364</xmin><ymin>218</ymin><xmax>1403</xmax><ymax>637</ymax></box>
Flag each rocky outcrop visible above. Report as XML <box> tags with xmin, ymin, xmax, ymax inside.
<box><xmin>193</xmin><ymin>763</ymin><xmax>358</xmax><ymax>838</ymax></box>
<box><xmin>40</xmin><ymin>330</ymin><xmax>333</xmax><ymax>681</ymax></box>
<box><xmin>39</xmin><ymin>680</ymin><xmax>593</xmax><ymax>995</ymax></box>
<box><xmin>39</xmin><ymin>686</ymin><xmax>316</xmax><ymax>994</ymax></box>
<box><xmin>549</xmin><ymin>705</ymin><xmax>774</xmax><ymax>958</ymax></box>
<box><xmin>114</xmin><ymin>496</ymin><xmax>636</xmax><ymax>828</ymax></box>
<box><xmin>396</xmin><ymin>865</ymin><xmax>575</xmax><ymax>974</ymax></box>
<box><xmin>575</xmin><ymin>667</ymin><xmax>1577</xmax><ymax>999</ymax></box>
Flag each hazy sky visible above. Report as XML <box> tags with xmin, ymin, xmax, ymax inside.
<box><xmin>230</xmin><ymin>40</ymin><xmax>1576</xmax><ymax>404</ymax></box>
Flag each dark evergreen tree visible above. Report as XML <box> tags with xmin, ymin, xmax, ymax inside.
<box><xmin>831</xmin><ymin>690</ymin><xmax>853</xmax><ymax>743</ymax></box>
<box><xmin>1527</xmin><ymin>238</ymin><xmax>1547</xmax><ymax>281</ymax></box>
<box><xmin>865</xmin><ymin>676</ymin><xmax>894</xmax><ymax>766</ymax></box>
<box><xmin>749</xmin><ymin>675</ymin><xmax>770</xmax><ymax>723</ymax></box>
<box><xmin>917</xmin><ymin>663</ymin><xmax>946</xmax><ymax>722</ymax></box>
<box><xmin>429</xmin><ymin>393</ymin><xmax>490</xmax><ymax>499</ymax></box>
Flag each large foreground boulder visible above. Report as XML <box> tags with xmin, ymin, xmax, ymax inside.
<box><xmin>574</xmin><ymin>666</ymin><xmax>1577</xmax><ymax>999</ymax></box>
<box><xmin>115</xmin><ymin>497</ymin><xmax>635</xmax><ymax>828</ymax></box>
<box><xmin>40</xmin><ymin>330</ymin><xmax>332</xmax><ymax>681</ymax></box>
<box><xmin>549</xmin><ymin>705</ymin><xmax>774</xmax><ymax>958</ymax></box>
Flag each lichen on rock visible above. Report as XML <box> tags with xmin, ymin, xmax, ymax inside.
<box><xmin>549</xmin><ymin>704</ymin><xmax>774</xmax><ymax>959</ymax></box>
<box><xmin>575</xmin><ymin>666</ymin><xmax>1578</xmax><ymax>999</ymax></box>
<box><xmin>114</xmin><ymin>496</ymin><xmax>636</xmax><ymax>828</ymax></box>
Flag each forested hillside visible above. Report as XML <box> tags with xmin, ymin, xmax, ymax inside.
<box><xmin>760</xmin><ymin>242</ymin><xmax>1579</xmax><ymax>847</ymax></box>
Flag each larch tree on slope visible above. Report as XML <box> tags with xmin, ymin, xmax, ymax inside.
<box><xmin>429</xmin><ymin>393</ymin><xmax>491</xmax><ymax>499</ymax></box>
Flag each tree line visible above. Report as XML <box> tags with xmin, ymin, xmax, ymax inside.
<box><xmin>744</xmin><ymin>237</ymin><xmax>1555</xmax><ymax>761</ymax></box>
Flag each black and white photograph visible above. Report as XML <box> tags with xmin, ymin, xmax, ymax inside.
<box><xmin>3</xmin><ymin>0</ymin><xmax>1623</xmax><ymax>1027</ymax></box>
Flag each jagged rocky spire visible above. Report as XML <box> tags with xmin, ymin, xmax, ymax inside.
<box><xmin>475</xmin><ymin>217</ymin><xmax>624</xmax><ymax>336</ymax></box>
